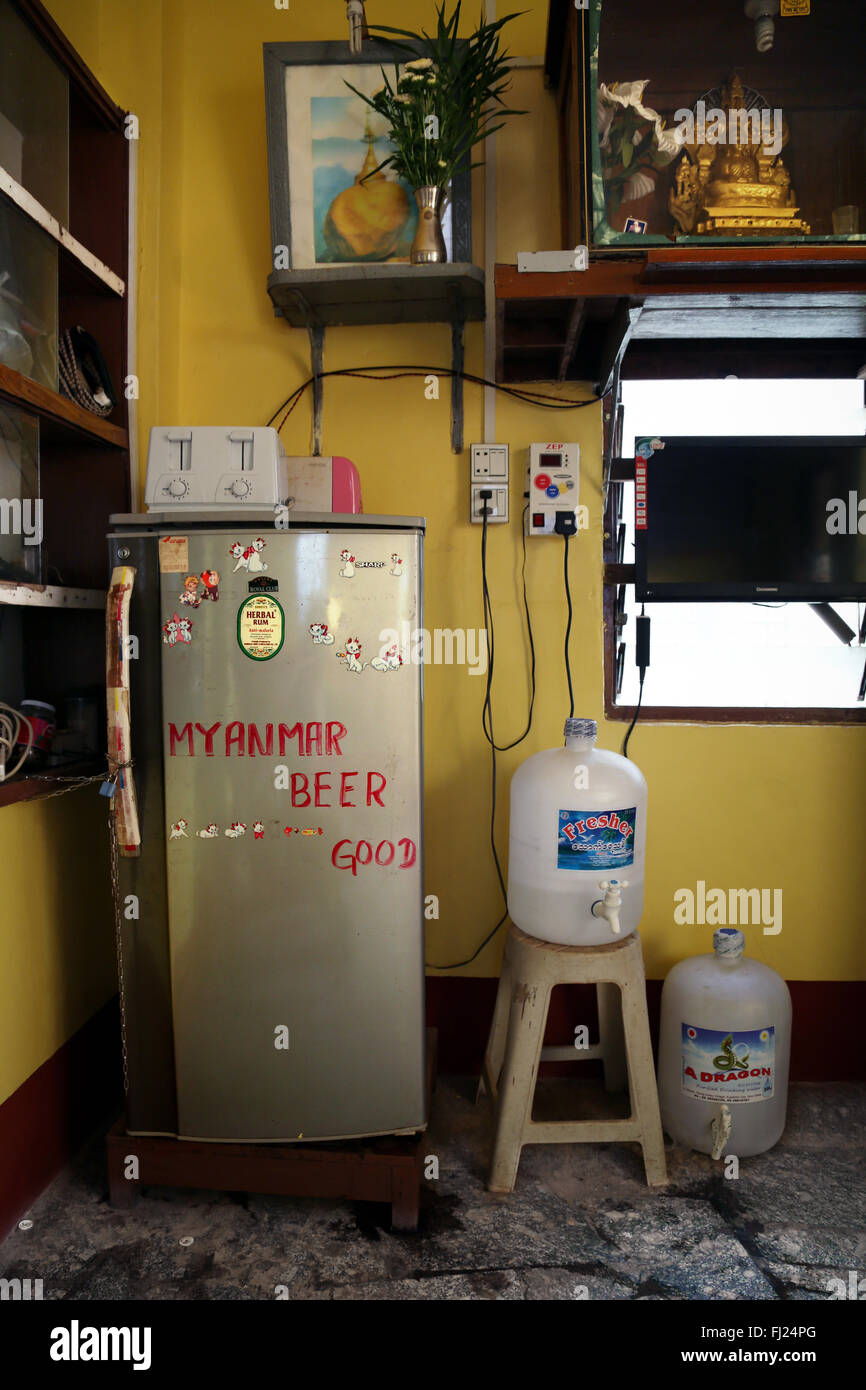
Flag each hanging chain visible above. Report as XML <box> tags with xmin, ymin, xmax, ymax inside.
<box><xmin>107</xmin><ymin>802</ymin><xmax>131</xmax><ymax>1096</ymax></box>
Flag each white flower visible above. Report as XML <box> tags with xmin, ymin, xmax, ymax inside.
<box><xmin>623</xmin><ymin>170</ymin><xmax>655</xmax><ymax>202</ymax></box>
<box><xmin>405</xmin><ymin>57</ymin><xmax>434</xmax><ymax>71</ymax></box>
<box><xmin>597</xmin><ymin>80</ymin><xmax>681</xmax><ymax>167</ymax></box>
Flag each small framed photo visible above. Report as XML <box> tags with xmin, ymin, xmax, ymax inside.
<box><xmin>263</xmin><ymin>41</ymin><xmax>472</xmax><ymax>270</ymax></box>
<box><xmin>623</xmin><ymin>217</ymin><xmax>648</xmax><ymax>234</ymax></box>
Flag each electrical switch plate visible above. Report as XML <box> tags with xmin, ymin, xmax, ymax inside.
<box><xmin>470</xmin><ymin>484</ymin><xmax>509</xmax><ymax>524</ymax></box>
<box><xmin>471</xmin><ymin>443</ymin><xmax>509</xmax><ymax>482</ymax></box>
<box><xmin>526</xmin><ymin>442</ymin><xmax>580</xmax><ymax>536</ymax></box>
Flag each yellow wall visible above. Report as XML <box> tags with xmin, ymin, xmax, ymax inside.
<box><xmin>4</xmin><ymin>0</ymin><xmax>863</xmax><ymax>1106</ymax></box>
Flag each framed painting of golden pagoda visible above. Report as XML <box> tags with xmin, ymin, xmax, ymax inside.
<box><xmin>546</xmin><ymin>0</ymin><xmax>865</xmax><ymax>250</ymax></box>
<box><xmin>263</xmin><ymin>41</ymin><xmax>472</xmax><ymax>270</ymax></box>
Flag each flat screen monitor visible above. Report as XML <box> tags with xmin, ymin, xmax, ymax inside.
<box><xmin>634</xmin><ymin>437</ymin><xmax>866</xmax><ymax>602</ymax></box>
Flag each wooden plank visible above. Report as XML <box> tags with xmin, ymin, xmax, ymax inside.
<box><xmin>557</xmin><ymin>297</ymin><xmax>587</xmax><ymax>381</ymax></box>
<box><xmin>496</xmin><ymin>249</ymin><xmax>866</xmax><ymax>301</ymax></box>
<box><xmin>0</xmin><ymin>362</ymin><xmax>128</xmax><ymax>448</ymax></box>
<box><xmin>595</xmin><ymin>302</ymin><xmax>641</xmax><ymax>397</ymax></box>
<box><xmin>106</xmin><ymin>1030</ymin><xmax>438</xmax><ymax>1231</ymax></box>
<box><xmin>1</xmin><ymin>169</ymin><xmax>125</xmax><ymax>295</ymax></box>
<box><xmin>0</xmin><ymin>581</ymin><xmax>105</xmax><ymax>610</ymax></box>
<box><xmin>0</xmin><ymin>759</ymin><xmax>104</xmax><ymax>809</ymax></box>
<box><xmin>268</xmin><ymin>264</ymin><xmax>485</xmax><ymax>327</ymax></box>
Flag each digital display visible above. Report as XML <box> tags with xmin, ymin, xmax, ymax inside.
<box><xmin>539</xmin><ymin>452</ymin><xmax>562</xmax><ymax>468</ymax></box>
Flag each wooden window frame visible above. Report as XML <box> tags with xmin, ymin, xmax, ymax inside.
<box><xmin>602</xmin><ymin>433</ymin><xmax>866</xmax><ymax>728</ymax></box>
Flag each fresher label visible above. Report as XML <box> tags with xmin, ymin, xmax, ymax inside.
<box><xmin>681</xmin><ymin>1024</ymin><xmax>775</xmax><ymax>1103</ymax></box>
<box><xmin>237</xmin><ymin>594</ymin><xmax>284</xmax><ymax>661</ymax></box>
<box><xmin>557</xmin><ymin>807</ymin><xmax>636</xmax><ymax>870</ymax></box>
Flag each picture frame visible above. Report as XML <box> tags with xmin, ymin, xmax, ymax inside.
<box><xmin>263</xmin><ymin>40</ymin><xmax>473</xmax><ymax>272</ymax></box>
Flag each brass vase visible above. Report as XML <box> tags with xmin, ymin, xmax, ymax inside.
<box><xmin>411</xmin><ymin>186</ymin><xmax>447</xmax><ymax>264</ymax></box>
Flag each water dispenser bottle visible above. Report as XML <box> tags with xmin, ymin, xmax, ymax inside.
<box><xmin>658</xmin><ymin>928</ymin><xmax>792</xmax><ymax>1158</ymax></box>
<box><xmin>507</xmin><ymin>717</ymin><xmax>647</xmax><ymax>946</ymax></box>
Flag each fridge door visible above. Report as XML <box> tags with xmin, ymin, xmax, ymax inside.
<box><xmin>158</xmin><ymin>525</ymin><xmax>425</xmax><ymax>1141</ymax></box>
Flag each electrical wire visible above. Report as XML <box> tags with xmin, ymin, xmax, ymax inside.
<box><xmin>0</xmin><ymin>703</ymin><xmax>33</xmax><ymax>781</ymax></box>
<box><xmin>267</xmin><ymin>364</ymin><xmax>600</xmax><ymax>435</ymax></box>
<box><xmin>427</xmin><ymin>503</ymin><xmax>538</xmax><ymax>971</ymax></box>
<box><xmin>563</xmin><ymin>531</ymin><xmax>574</xmax><ymax>718</ymax></box>
<box><xmin>622</xmin><ymin>671</ymin><xmax>645</xmax><ymax>759</ymax></box>
<box><xmin>480</xmin><ymin>505</ymin><xmax>536</xmax><ymax>752</ymax></box>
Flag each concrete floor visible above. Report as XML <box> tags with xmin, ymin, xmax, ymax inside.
<box><xmin>2</xmin><ymin>1078</ymin><xmax>864</xmax><ymax>1300</ymax></box>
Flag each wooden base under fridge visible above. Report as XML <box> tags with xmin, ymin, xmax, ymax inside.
<box><xmin>106</xmin><ymin>1030</ymin><xmax>436</xmax><ymax>1233</ymax></box>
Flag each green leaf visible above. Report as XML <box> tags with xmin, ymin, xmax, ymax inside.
<box><xmin>620</xmin><ymin>136</ymin><xmax>632</xmax><ymax>168</ymax></box>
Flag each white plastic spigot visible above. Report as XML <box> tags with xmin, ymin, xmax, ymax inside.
<box><xmin>591</xmin><ymin>878</ymin><xmax>628</xmax><ymax>936</ymax></box>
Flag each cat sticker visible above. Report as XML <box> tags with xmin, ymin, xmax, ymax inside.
<box><xmin>336</xmin><ymin>636</ymin><xmax>365</xmax><ymax>673</ymax></box>
<box><xmin>309</xmin><ymin>622</ymin><xmax>335</xmax><ymax>645</ymax></box>
<box><xmin>371</xmin><ymin>644</ymin><xmax>404</xmax><ymax>673</ymax></box>
<box><xmin>230</xmin><ymin>538</ymin><xmax>267</xmax><ymax>573</ymax></box>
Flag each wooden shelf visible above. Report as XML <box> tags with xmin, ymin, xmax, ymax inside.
<box><xmin>0</xmin><ymin>759</ymin><xmax>105</xmax><ymax>810</ymax></box>
<box><xmin>0</xmin><ymin>361</ymin><xmax>128</xmax><ymax>447</ymax></box>
<box><xmin>0</xmin><ymin>580</ymin><xmax>106</xmax><ymax>610</ymax></box>
<box><xmin>0</xmin><ymin>169</ymin><xmax>125</xmax><ymax>296</ymax></box>
<box><xmin>267</xmin><ymin>263</ymin><xmax>485</xmax><ymax>327</ymax></box>
<box><xmin>496</xmin><ymin>248</ymin><xmax>866</xmax><ymax>387</ymax></box>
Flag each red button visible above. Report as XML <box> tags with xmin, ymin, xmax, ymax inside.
<box><xmin>533</xmin><ymin>513</ymin><xmax>545</xmax><ymax>528</ymax></box>
<box><xmin>535</xmin><ymin>473</ymin><xmax>551</xmax><ymax>490</ymax></box>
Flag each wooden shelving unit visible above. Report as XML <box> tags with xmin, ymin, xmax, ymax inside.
<box><xmin>267</xmin><ymin>263</ymin><xmax>485</xmax><ymax>453</ymax></box>
<box><xmin>0</xmin><ymin>0</ymin><xmax>129</xmax><ymax>807</ymax></box>
<box><xmin>267</xmin><ymin>263</ymin><xmax>485</xmax><ymax>328</ymax></box>
<box><xmin>0</xmin><ymin>361</ymin><xmax>128</xmax><ymax>448</ymax></box>
<box><xmin>495</xmin><ymin>247</ymin><xmax>866</xmax><ymax>388</ymax></box>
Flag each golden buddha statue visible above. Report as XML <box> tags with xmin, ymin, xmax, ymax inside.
<box><xmin>323</xmin><ymin>112</ymin><xmax>411</xmax><ymax>262</ymax></box>
<box><xmin>669</xmin><ymin>75</ymin><xmax>810</xmax><ymax>237</ymax></box>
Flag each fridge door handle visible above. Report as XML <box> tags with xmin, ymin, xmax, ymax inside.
<box><xmin>106</xmin><ymin>565</ymin><xmax>141</xmax><ymax>856</ymax></box>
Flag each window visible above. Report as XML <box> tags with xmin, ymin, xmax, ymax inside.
<box><xmin>606</xmin><ymin>379</ymin><xmax>866</xmax><ymax>720</ymax></box>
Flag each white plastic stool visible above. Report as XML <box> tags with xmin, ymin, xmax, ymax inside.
<box><xmin>479</xmin><ymin>924</ymin><xmax>668</xmax><ymax>1191</ymax></box>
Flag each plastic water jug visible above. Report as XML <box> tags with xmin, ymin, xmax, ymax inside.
<box><xmin>658</xmin><ymin>928</ymin><xmax>791</xmax><ymax>1158</ymax></box>
<box><xmin>507</xmin><ymin>717</ymin><xmax>647</xmax><ymax>946</ymax></box>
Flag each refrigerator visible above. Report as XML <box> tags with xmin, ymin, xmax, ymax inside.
<box><xmin>107</xmin><ymin>510</ymin><xmax>426</xmax><ymax>1143</ymax></box>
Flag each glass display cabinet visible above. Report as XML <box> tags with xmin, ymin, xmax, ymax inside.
<box><xmin>548</xmin><ymin>0</ymin><xmax>865</xmax><ymax>250</ymax></box>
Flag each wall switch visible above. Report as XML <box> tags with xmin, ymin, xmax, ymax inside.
<box><xmin>470</xmin><ymin>484</ymin><xmax>509</xmax><ymax>524</ymax></box>
<box><xmin>470</xmin><ymin>443</ymin><xmax>509</xmax><ymax>482</ymax></box>
<box><xmin>526</xmin><ymin>442</ymin><xmax>580</xmax><ymax>536</ymax></box>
